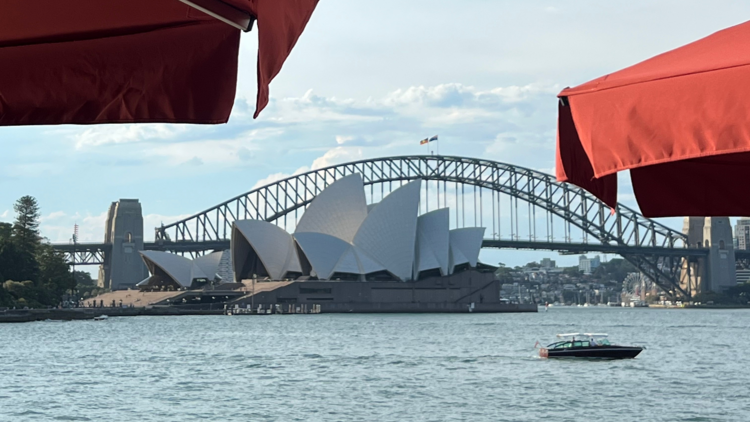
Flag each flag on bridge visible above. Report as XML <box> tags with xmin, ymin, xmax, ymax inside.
<box><xmin>419</xmin><ymin>135</ymin><xmax>438</xmax><ymax>145</ymax></box>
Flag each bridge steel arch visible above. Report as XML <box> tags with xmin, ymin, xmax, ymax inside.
<box><xmin>154</xmin><ymin>155</ymin><xmax>694</xmax><ymax>298</ymax></box>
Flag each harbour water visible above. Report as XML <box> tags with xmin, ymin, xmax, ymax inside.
<box><xmin>1</xmin><ymin>307</ymin><xmax>749</xmax><ymax>421</ymax></box>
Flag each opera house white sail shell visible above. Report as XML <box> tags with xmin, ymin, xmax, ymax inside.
<box><xmin>448</xmin><ymin>227</ymin><xmax>486</xmax><ymax>274</ymax></box>
<box><xmin>230</xmin><ymin>174</ymin><xmax>486</xmax><ymax>283</ymax></box>
<box><xmin>232</xmin><ymin>219</ymin><xmax>302</xmax><ymax>281</ymax></box>
<box><xmin>353</xmin><ymin>179</ymin><xmax>421</xmax><ymax>281</ymax></box>
<box><xmin>294</xmin><ymin>232</ymin><xmax>386</xmax><ymax>280</ymax></box>
<box><xmin>415</xmin><ymin>208</ymin><xmax>450</xmax><ymax>277</ymax></box>
<box><xmin>294</xmin><ymin>174</ymin><xmax>368</xmax><ymax>243</ymax></box>
<box><xmin>138</xmin><ymin>250</ymin><xmax>224</xmax><ymax>289</ymax></box>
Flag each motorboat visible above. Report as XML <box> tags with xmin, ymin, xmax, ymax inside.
<box><xmin>93</xmin><ymin>315</ymin><xmax>108</xmax><ymax>321</ymax></box>
<box><xmin>538</xmin><ymin>333</ymin><xmax>643</xmax><ymax>359</ymax></box>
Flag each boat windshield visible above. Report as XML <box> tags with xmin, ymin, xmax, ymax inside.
<box><xmin>549</xmin><ymin>339</ymin><xmax>610</xmax><ymax>349</ymax></box>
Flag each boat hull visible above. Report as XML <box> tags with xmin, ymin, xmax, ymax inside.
<box><xmin>541</xmin><ymin>346</ymin><xmax>643</xmax><ymax>359</ymax></box>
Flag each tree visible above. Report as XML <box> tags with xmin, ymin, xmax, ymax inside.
<box><xmin>74</xmin><ymin>271</ymin><xmax>106</xmax><ymax>299</ymax></box>
<box><xmin>494</xmin><ymin>266</ymin><xmax>514</xmax><ymax>283</ymax></box>
<box><xmin>0</xmin><ymin>239</ymin><xmax>38</xmax><ymax>283</ymax></box>
<box><xmin>0</xmin><ymin>196</ymin><xmax>77</xmax><ymax>308</ymax></box>
<box><xmin>593</xmin><ymin>258</ymin><xmax>637</xmax><ymax>282</ymax></box>
<box><xmin>12</xmin><ymin>196</ymin><xmax>41</xmax><ymax>255</ymax></box>
<box><xmin>74</xmin><ymin>271</ymin><xmax>96</xmax><ymax>287</ymax></box>
<box><xmin>36</xmin><ymin>244</ymin><xmax>76</xmax><ymax>302</ymax></box>
<box><xmin>3</xmin><ymin>280</ymin><xmax>40</xmax><ymax>307</ymax></box>
<box><xmin>0</xmin><ymin>222</ymin><xmax>11</xmax><ymax>241</ymax></box>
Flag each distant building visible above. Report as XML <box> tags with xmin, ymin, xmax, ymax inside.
<box><xmin>578</xmin><ymin>255</ymin><xmax>601</xmax><ymax>275</ymax></box>
<box><xmin>735</xmin><ymin>219</ymin><xmax>750</xmax><ymax>250</ymax></box>
<box><xmin>540</xmin><ymin>258</ymin><xmax>556</xmax><ymax>269</ymax></box>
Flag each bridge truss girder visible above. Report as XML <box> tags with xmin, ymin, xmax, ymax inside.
<box><xmin>150</xmin><ymin>155</ymin><xmax>694</xmax><ymax>299</ymax></box>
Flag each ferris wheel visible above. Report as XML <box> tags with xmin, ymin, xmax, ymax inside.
<box><xmin>622</xmin><ymin>272</ymin><xmax>654</xmax><ymax>297</ymax></box>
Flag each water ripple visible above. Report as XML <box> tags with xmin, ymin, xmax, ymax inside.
<box><xmin>1</xmin><ymin>309</ymin><xmax>748</xmax><ymax>421</ymax></box>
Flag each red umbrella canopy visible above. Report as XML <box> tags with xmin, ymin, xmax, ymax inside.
<box><xmin>556</xmin><ymin>20</ymin><xmax>750</xmax><ymax>217</ymax></box>
<box><xmin>0</xmin><ymin>0</ymin><xmax>318</xmax><ymax>126</ymax></box>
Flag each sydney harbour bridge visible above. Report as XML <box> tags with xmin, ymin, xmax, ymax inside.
<box><xmin>54</xmin><ymin>155</ymin><xmax>721</xmax><ymax>300</ymax></box>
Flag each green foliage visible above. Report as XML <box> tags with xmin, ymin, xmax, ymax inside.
<box><xmin>494</xmin><ymin>266</ymin><xmax>513</xmax><ymax>281</ymax></box>
<box><xmin>3</xmin><ymin>280</ymin><xmax>39</xmax><ymax>307</ymax></box>
<box><xmin>562</xmin><ymin>266</ymin><xmax>582</xmax><ymax>277</ymax></box>
<box><xmin>36</xmin><ymin>244</ymin><xmax>76</xmax><ymax>299</ymax></box>
<box><xmin>693</xmin><ymin>283</ymin><xmax>750</xmax><ymax>305</ymax></box>
<box><xmin>726</xmin><ymin>282</ymin><xmax>750</xmax><ymax>298</ymax></box>
<box><xmin>592</xmin><ymin>258</ymin><xmax>637</xmax><ymax>282</ymax></box>
<box><xmin>12</xmin><ymin>195</ymin><xmax>41</xmax><ymax>256</ymax></box>
<box><xmin>0</xmin><ymin>222</ymin><xmax>11</xmax><ymax>241</ymax></box>
<box><xmin>74</xmin><ymin>271</ymin><xmax>106</xmax><ymax>299</ymax></box>
<box><xmin>0</xmin><ymin>196</ymin><xmax>81</xmax><ymax>309</ymax></box>
<box><xmin>0</xmin><ymin>239</ymin><xmax>38</xmax><ymax>283</ymax></box>
<box><xmin>74</xmin><ymin>271</ymin><xmax>96</xmax><ymax>287</ymax></box>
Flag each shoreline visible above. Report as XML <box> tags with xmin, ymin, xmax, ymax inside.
<box><xmin>0</xmin><ymin>302</ymin><xmax>537</xmax><ymax>323</ymax></box>
<box><xmin>0</xmin><ymin>307</ymin><xmax>223</xmax><ymax>323</ymax></box>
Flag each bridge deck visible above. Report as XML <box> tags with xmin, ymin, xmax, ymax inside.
<box><xmin>55</xmin><ymin>239</ymin><xmax>709</xmax><ymax>266</ymax></box>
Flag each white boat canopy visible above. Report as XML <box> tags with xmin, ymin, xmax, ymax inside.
<box><xmin>556</xmin><ymin>333</ymin><xmax>609</xmax><ymax>338</ymax></box>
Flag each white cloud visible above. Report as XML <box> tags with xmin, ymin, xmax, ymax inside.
<box><xmin>249</xmin><ymin>146</ymin><xmax>365</xmax><ymax>190</ymax></box>
<box><xmin>39</xmin><ymin>211</ymin><xmax>108</xmax><ymax>244</ymax></box>
<box><xmin>251</xmin><ymin>167</ymin><xmax>311</xmax><ymax>190</ymax></box>
<box><xmin>71</xmin><ymin>124</ymin><xmax>189</xmax><ymax>149</ymax></box>
<box><xmin>311</xmin><ymin>147</ymin><xmax>364</xmax><ymax>170</ymax></box>
<box><xmin>39</xmin><ymin>211</ymin><xmax>194</xmax><ymax>244</ymax></box>
<box><xmin>48</xmin><ymin>82</ymin><xmax>557</xmax><ymax>171</ymax></box>
<box><xmin>147</xmin><ymin>128</ymin><xmax>281</xmax><ymax>166</ymax></box>
<box><xmin>143</xmin><ymin>213</ymin><xmax>194</xmax><ymax>239</ymax></box>
<box><xmin>40</xmin><ymin>210</ymin><xmax>67</xmax><ymax>222</ymax></box>
<box><xmin>336</xmin><ymin>135</ymin><xmax>353</xmax><ymax>145</ymax></box>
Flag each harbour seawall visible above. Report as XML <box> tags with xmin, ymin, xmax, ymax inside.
<box><xmin>0</xmin><ymin>307</ymin><xmax>223</xmax><ymax>323</ymax></box>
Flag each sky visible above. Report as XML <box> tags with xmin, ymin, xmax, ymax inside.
<box><xmin>2</xmin><ymin>0</ymin><xmax>750</xmax><ymax>271</ymax></box>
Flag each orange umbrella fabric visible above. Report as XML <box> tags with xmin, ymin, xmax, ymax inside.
<box><xmin>556</xmin><ymin>20</ymin><xmax>750</xmax><ymax>217</ymax></box>
<box><xmin>0</xmin><ymin>0</ymin><xmax>317</xmax><ymax>126</ymax></box>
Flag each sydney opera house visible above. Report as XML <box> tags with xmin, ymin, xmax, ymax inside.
<box><xmin>232</xmin><ymin>175</ymin><xmax>484</xmax><ymax>283</ymax></box>
<box><xmin>136</xmin><ymin>174</ymin><xmax>520</xmax><ymax>312</ymax></box>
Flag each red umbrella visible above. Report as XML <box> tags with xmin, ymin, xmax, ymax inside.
<box><xmin>0</xmin><ymin>0</ymin><xmax>318</xmax><ymax>126</ymax></box>
<box><xmin>556</xmin><ymin>20</ymin><xmax>750</xmax><ymax>217</ymax></box>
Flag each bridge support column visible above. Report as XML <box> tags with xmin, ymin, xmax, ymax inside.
<box><xmin>97</xmin><ymin>199</ymin><xmax>148</xmax><ymax>290</ymax></box>
<box><xmin>680</xmin><ymin>217</ymin><xmax>736</xmax><ymax>295</ymax></box>
<box><xmin>680</xmin><ymin>217</ymin><xmax>705</xmax><ymax>296</ymax></box>
<box><xmin>703</xmin><ymin>217</ymin><xmax>736</xmax><ymax>293</ymax></box>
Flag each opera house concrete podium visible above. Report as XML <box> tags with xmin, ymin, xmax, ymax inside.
<box><xmin>136</xmin><ymin>174</ymin><xmax>533</xmax><ymax>312</ymax></box>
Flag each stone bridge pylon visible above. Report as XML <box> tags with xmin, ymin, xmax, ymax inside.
<box><xmin>97</xmin><ymin>199</ymin><xmax>148</xmax><ymax>290</ymax></box>
<box><xmin>680</xmin><ymin>217</ymin><xmax>736</xmax><ymax>296</ymax></box>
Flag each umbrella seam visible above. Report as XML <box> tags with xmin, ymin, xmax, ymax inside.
<box><xmin>0</xmin><ymin>20</ymin><xmax>215</xmax><ymax>49</ymax></box>
<box><xmin>592</xmin><ymin>144</ymin><xmax>750</xmax><ymax>179</ymax></box>
<box><xmin>560</xmin><ymin>62</ymin><xmax>750</xmax><ymax>97</ymax></box>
